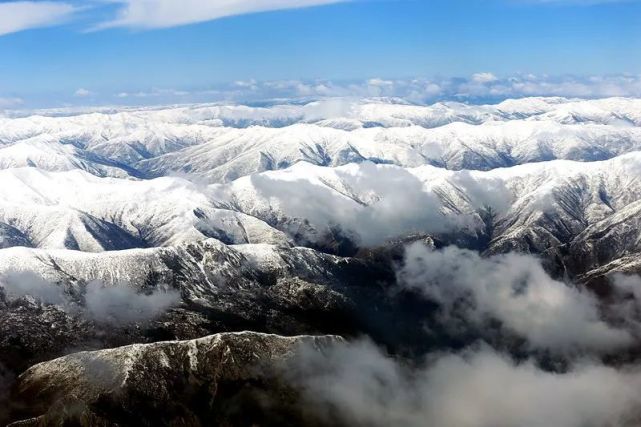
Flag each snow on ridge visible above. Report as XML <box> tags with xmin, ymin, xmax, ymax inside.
<box><xmin>0</xmin><ymin>96</ymin><xmax>640</xmax><ymax>252</ymax></box>
<box><xmin>0</xmin><ymin>96</ymin><xmax>640</xmax><ymax>185</ymax></box>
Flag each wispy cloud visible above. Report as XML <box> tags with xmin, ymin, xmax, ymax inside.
<box><xmin>0</xmin><ymin>0</ymin><xmax>636</xmax><ymax>37</ymax></box>
<box><xmin>96</xmin><ymin>0</ymin><xmax>351</xmax><ymax>30</ymax></box>
<box><xmin>0</xmin><ymin>96</ymin><xmax>24</xmax><ymax>108</ymax></box>
<box><xmin>0</xmin><ymin>1</ymin><xmax>77</xmax><ymax>36</ymax></box>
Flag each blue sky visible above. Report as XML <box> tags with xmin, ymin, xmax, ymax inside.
<box><xmin>0</xmin><ymin>0</ymin><xmax>640</xmax><ymax>107</ymax></box>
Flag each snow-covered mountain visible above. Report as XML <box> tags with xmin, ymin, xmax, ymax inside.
<box><xmin>3</xmin><ymin>96</ymin><xmax>641</xmax><ymax>425</ymax></box>
<box><xmin>1</xmin><ymin>97</ymin><xmax>640</xmax><ymax>183</ymax></box>
<box><xmin>138</xmin><ymin>120</ymin><xmax>641</xmax><ymax>182</ymax></box>
<box><xmin>0</xmin><ymin>152</ymin><xmax>639</xmax><ymax>287</ymax></box>
<box><xmin>0</xmin><ymin>238</ymin><xmax>418</xmax><ymax>386</ymax></box>
<box><xmin>9</xmin><ymin>332</ymin><xmax>341</xmax><ymax>426</ymax></box>
<box><xmin>0</xmin><ymin>168</ymin><xmax>289</xmax><ymax>251</ymax></box>
<box><xmin>212</xmin><ymin>152</ymin><xmax>641</xmax><ymax>265</ymax></box>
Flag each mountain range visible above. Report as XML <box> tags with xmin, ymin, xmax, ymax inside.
<box><xmin>2</xmin><ymin>96</ymin><xmax>641</xmax><ymax>426</ymax></box>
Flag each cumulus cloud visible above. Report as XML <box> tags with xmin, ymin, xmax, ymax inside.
<box><xmin>84</xmin><ymin>280</ymin><xmax>180</xmax><ymax>325</ymax></box>
<box><xmin>472</xmin><ymin>72</ymin><xmax>498</xmax><ymax>83</ymax></box>
<box><xmin>397</xmin><ymin>244</ymin><xmax>634</xmax><ymax>354</ymax></box>
<box><xmin>97</xmin><ymin>0</ymin><xmax>350</xmax><ymax>30</ymax></box>
<box><xmin>0</xmin><ymin>1</ymin><xmax>76</xmax><ymax>36</ymax></box>
<box><xmin>74</xmin><ymin>88</ymin><xmax>92</xmax><ymax>97</ymax></box>
<box><xmin>290</xmin><ymin>339</ymin><xmax>641</xmax><ymax>427</ymax></box>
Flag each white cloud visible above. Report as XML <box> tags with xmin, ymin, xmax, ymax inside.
<box><xmin>84</xmin><ymin>280</ymin><xmax>180</xmax><ymax>325</ymax></box>
<box><xmin>0</xmin><ymin>97</ymin><xmax>24</xmax><ymax>108</ymax></box>
<box><xmin>397</xmin><ymin>244</ymin><xmax>634</xmax><ymax>354</ymax></box>
<box><xmin>472</xmin><ymin>72</ymin><xmax>499</xmax><ymax>83</ymax></box>
<box><xmin>108</xmin><ymin>74</ymin><xmax>641</xmax><ymax>106</ymax></box>
<box><xmin>0</xmin><ymin>271</ymin><xmax>180</xmax><ymax>325</ymax></box>
<box><xmin>248</xmin><ymin>163</ymin><xmax>457</xmax><ymax>246</ymax></box>
<box><xmin>74</xmin><ymin>88</ymin><xmax>92</xmax><ymax>97</ymax></box>
<box><xmin>117</xmin><ymin>88</ymin><xmax>191</xmax><ymax>98</ymax></box>
<box><xmin>234</xmin><ymin>79</ymin><xmax>258</xmax><ymax>88</ymax></box>
<box><xmin>98</xmin><ymin>0</ymin><xmax>351</xmax><ymax>30</ymax></box>
<box><xmin>291</xmin><ymin>339</ymin><xmax>641</xmax><ymax>427</ymax></box>
<box><xmin>0</xmin><ymin>1</ymin><xmax>76</xmax><ymax>36</ymax></box>
<box><xmin>1</xmin><ymin>271</ymin><xmax>66</xmax><ymax>305</ymax></box>
<box><xmin>367</xmin><ymin>78</ymin><xmax>395</xmax><ymax>87</ymax></box>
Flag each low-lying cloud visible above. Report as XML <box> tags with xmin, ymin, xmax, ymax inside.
<box><xmin>0</xmin><ymin>271</ymin><xmax>180</xmax><ymax>325</ymax></box>
<box><xmin>290</xmin><ymin>339</ymin><xmax>641</xmax><ymax>427</ymax></box>
<box><xmin>84</xmin><ymin>280</ymin><xmax>181</xmax><ymax>325</ymax></box>
<box><xmin>239</xmin><ymin>162</ymin><xmax>520</xmax><ymax>247</ymax></box>
<box><xmin>397</xmin><ymin>244</ymin><xmax>635</xmax><ymax>354</ymax></box>
<box><xmin>250</xmin><ymin>163</ymin><xmax>463</xmax><ymax>246</ymax></box>
<box><xmin>0</xmin><ymin>271</ymin><xmax>66</xmax><ymax>305</ymax></box>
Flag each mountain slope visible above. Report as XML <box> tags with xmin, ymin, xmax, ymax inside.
<box><xmin>0</xmin><ymin>168</ymin><xmax>290</xmax><ymax>251</ymax></box>
<box><xmin>212</xmin><ymin>153</ymin><xmax>641</xmax><ymax>273</ymax></box>
<box><xmin>0</xmin><ymin>239</ymin><xmax>382</xmax><ymax>373</ymax></box>
<box><xmin>7</xmin><ymin>332</ymin><xmax>341</xmax><ymax>426</ymax></box>
<box><xmin>138</xmin><ymin>120</ymin><xmax>641</xmax><ymax>183</ymax></box>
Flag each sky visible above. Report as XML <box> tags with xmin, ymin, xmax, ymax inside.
<box><xmin>0</xmin><ymin>0</ymin><xmax>640</xmax><ymax>108</ymax></box>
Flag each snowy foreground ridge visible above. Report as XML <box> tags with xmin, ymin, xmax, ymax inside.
<box><xmin>3</xmin><ymin>97</ymin><xmax>641</xmax><ymax>426</ymax></box>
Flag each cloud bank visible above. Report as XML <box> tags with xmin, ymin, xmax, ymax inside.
<box><xmin>0</xmin><ymin>1</ymin><xmax>76</xmax><ymax>36</ymax></box>
<box><xmin>247</xmin><ymin>163</ymin><xmax>468</xmax><ymax>247</ymax></box>
<box><xmin>245</xmin><ymin>74</ymin><xmax>641</xmax><ymax>102</ymax></box>
<box><xmin>5</xmin><ymin>74</ymin><xmax>641</xmax><ymax>109</ymax></box>
<box><xmin>397</xmin><ymin>244</ymin><xmax>635</xmax><ymax>354</ymax></box>
<box><xmin>290</xmin><ymin>339</ymin><xmax>641</xmax><ymax>427</ymax></box>
<box><xmin>95</xmin><ymin>74</ymin><xmax>641</xmax><ymax>108</ymax></box>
